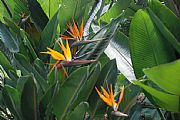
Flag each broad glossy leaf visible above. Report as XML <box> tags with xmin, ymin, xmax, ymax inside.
<box><xmin>37</xmin><ymin>0</ymin><xmax>61</xmax><ymax>19</ymax></box>
<box><xmin>17</xmin><ymin>75</ymin><xmax>32</xmax><ymax>98</ymax></box>
<box><xmin>53</xmin><ymin>66</ymin><xmax>89</xmax><ymax>120</ymax></box>
<box><xmin>65</xmin><ymin>102</ymin><xmax>89</xmax><ymax>120</ymax></box>
<box><xmin>71</xmin><ymin>39</ymin><xmax>102</xmax><ymax>47</ymax></box>
<box><xmin>58</xmin><ymin>0</ymin><xmax>92</xmax><ymax>32</ymax></box>
<box><xmin>100</xmin><ymin>0</ymin><xmax>132</xmax><ymax>23</ymax></box>
<box><xmin>0</xmin><ymin>51</ymin><xmax>13</xmax><ymax>70</ymax></box>
<box><xmin>78</xmin><ymin>17</ymin><xmax>121</xmax><ymax>60</ymax></box>
<box><xmin>147</xmin><ymin>8</ymin><xmax>180</xmax><ymax>53</ymax></box>
<box><xmin>143</xmin><ymin>60</ymin><xmax>180</xmax><ymax>96</ymax></box>
<box><xmin>12</xmin><ymin>0</ymin><xmax>29</xmax><ymax>23</ymax></box>
<box><xmin>39</xmin><ymin>10</ymin><xmax>59</xmax><ymax>52</ymax></box>
<box><xmin>134</xmin><ymin>81</ymin><xmax>179</xmax><ymax>112</ymax></box>
<box><xmin>39</xmin><ymin>82</ymin><xmax>57</xmax><ymax>120</ymax></box>
<box><xmin>19</xmin><ymin>30</ymin><xmax>38</xmax><ymax>60</ymax></box>
<box><xmin>21</xmin><ymin>75</ymin><xmax>38</xmax><ymax>120</ymax></box>
<box><xmin>34</xmin><ymin>58</ymin><xmax>47</xmax><ymax>79</ymax></box>
<box><xmin>3</xmin><ymin>17</ymin><xmax>38</xmax><ymax>61</ymax></box>
<box><xmin>129</xmin><ymin>9</ymin><xmax>175</xmax><ymax>78</ymax></box>
<box><xmin>163</xmin><ymin>0</ymin><xmax>179</xmax><ymax>15</ymax></box>
<box><xmin>72</xmin><ymin>63</ymin><xmax>101</xmax><ymax>109</ymax></box>
<box><xmin>2</xmin><ymin>85</ymin><xmax>22</xmax><ymax>120</ymax></box>
<box><xmin>14</xmin><ymin>53</ymin><xmax>48</xmax><ymax>92</ymax></box>
<box><xmin>27</xmin><ymin>0</ymin><xmax>49</xmax><ymax>32</ymax></box>
<box><xmin>0</xmin><ymin>21</ymin><xmax>19</xmax><ymax>53</ymax></box>
<box><xmin>148</xmin><ymin>0</ymin><xmax>180</xmax><ymax>41</ymax></box>
<box><xmin>105</xmin><ymin>31</ymin><xmax>136</xmax><ymax>82</ymax></box>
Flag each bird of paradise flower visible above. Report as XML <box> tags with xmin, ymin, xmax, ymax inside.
<box><xmin>41</xmin><ymin>39</ymin><xmax>95</xmax><ymax>76</ymax></box>
<box><xmin>95</xmin><ymin>84</ymin><xmax>128</xmax><ymax>117</ymax></box>
<box><xmin>61</xmin><ymin>18</ymin><xmax>84</xmax><ymax>41</ymax></box>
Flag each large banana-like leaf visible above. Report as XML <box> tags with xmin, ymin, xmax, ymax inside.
<box><xmin>0</xmin><ymin>51</ymin><xmax>13</xmax><ymax>70</ymax></box>
<box><xmin>148</xmin><ymin>0</ymin><xmax>180</xmax><ymax>41</ymax></box>
<box><xmin>129</xmin><ymin>9</ymin><xmax>175</xmax><ymax>78</ymax></box>
<box><xmin>27</xmin><ymin>0</ymin><xmax>49</xmax><ymax>32</ymax></box>
<box><xmin>134</xmin><ymin>81</ymin><xmax>179</xmax><ymax>112</ymax></box>
<box><xmin>37</xmin><ymin>0</ymin><xmax>62</xmax><ymax>19</ymax></box>
<box><xmin>71</xmin><ymin>63</ymin><xmax>101</xmax><ymax>109</ymax></box>
<box><xmin>65</xmin><ymin>102</ymin><xmax>89</xmax><ymax>120</ymax></box>
<box><xmin>77</xmin><ymin>17</ymin><xmax>120</xmax><ymax>60</ymax></box>
<box><xmin>21</xmin><ymin>75</ymin><xmax>38</xmax><ymax>120</ymax></box>
<box><xmin>143</xmin><ymin>60</ymin><xmax>180</xmax><ymax>96</ymax></box>
<box><xmin>2</xmin><ymin>85</ymin><xmax>22</xmax><ymax>120</ymax></box>
<box><xmin>53</xmin><ymin>66</ymin><xmax>89</xmax><ymax>120</ymax></box>
<box><xmin>100</xmin><ymin>0</ymin><xmax>132</xmax><ymax>23</ymax></box>
<box><xmin>3</xmin><ymin>17</ymin><xmax>38</xmax><ymax>61</ymax></box>
<box><xmin>0</xmin><ymin>21</ymin><xmax>19</xmax><ymax>53</ymax></box>
<box><xmin>39</xmin><ymin>10</ymin><xmax>59</xmax><ymax>54</ymax></box>
<box><xmin>14</xmin><ymin>53</ymin><xmax>48</xmax><ymax>92</ymax></box>
<box><xmin>57</xmin><ymin>0</ymin><xmax>92</xmax><ymax>32</ymax></box>
<box><xmin>147</xmin><ymin>8</ymin><xmax>180</xmax><ymax>53</ymax></box>
<box><xmin>105</xmin><ymin>31</ymin><xmax>136</xmax><ymax>82</ymax></box>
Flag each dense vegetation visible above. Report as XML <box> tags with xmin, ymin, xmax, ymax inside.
<box><xmin>0</xmin><ymin>0</ymin><xmax>179</xmax><ymax>119</ymax></box>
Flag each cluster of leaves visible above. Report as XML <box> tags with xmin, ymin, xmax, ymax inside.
<box><xmin>0</xmin><ymin>0</ymin><xmax>179</xmax><ymax>120</ymax></box>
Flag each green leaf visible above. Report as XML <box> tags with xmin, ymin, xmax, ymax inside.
<box><xmin>143</xmin><ymin>60</ymin><xmax>180</xmax><ymax>96</ymax></box>
<box><xmin>39</xmin><ymin>10</ymin><xmax>59</xmax><ymax>52</ymax></box>
<box><xmin>2</xmin><ymin>85</ymin><xmax>22</xmax><ymax>120</ymax></box>
<box><xmin>65</xmin><ymin>102</ymin><xmax>89</xmax><ymax>120</ymax></box>
<box><xmin>39</xmin><ymin>82</ymin><xmax>56</xmax><ymax>120</ymax></box>
<box><xmin>57</xmin><ymin>0</ymin><xmax>92</xmax><ymax>32</ymax></box>
<box><xmin>129</xmin><ymin>9</ymin><xmax>175</xmax><ymax>78</ymax></box>
<box><xmin>78</xmin><ymin>17</ymin><xmax>121</xmax><ymax>60</ymax></box>
<box><xmin>34</xmin><ymin>58</ymin><xmax>47</xmax><ymax>79</ymax></box>
<box><xmin>37</xmin><ymin>0</ymin><xmax>62</xmax><ymax>19</ymax></box>
<box><xmin>148</xmin><ymin>0</ymin><xmax>180</xmax><ymax>41</ymax></box>
<box><xmin>71</xmin><ymin>39</ymin><xmax>101</xmax><ymax>48</ymax></box>
<box><xmin>27</xmin><ymin>0</ymin><xmax>49</xmax><ymax>32</ymax></box>
<box><xmin>21</xmin><ymin>75</ymin><xmax>38</xmax><ymax>120</ymax></box>
<box><xmin>88</xmin><ymin>59</ymin><xmax>118</xmax><ymax>117</ymax></box>
<box><xmin>14</xmin><ymin>53</ymin><xmax>48</xmax><ymax>92</ymax></box>
<box><xmin>105</xmin><ymin>31</ymin><xmax>135</xmax><ymax>81</ymax></box>
<box><xmin>134</xmin><ymin>81</ymin><xmax>179</xmax><ymax>112</ymax></box>
<box><xmin>0</xmin><ymin>51</ymin><xmax>13</xmax><ymax>70</ymax></box>
<box><xmin>53</xmin><ymin>66</ymin><xmax>89</xmax><ymax>120</ymax></box>
<box><xmin>19</xmin><ymin>30</ymin><xmax>38</xmax><ymax>61</ymax></box>
<box><xmin>72</xmin><ymin>63</ymin><xmax>101</xmax><ymax>109</ymax></box>
<box><xmin>100</xmin><ymin>0</ymin><xmax>132</xmax><ymax>23</ymax></box>
<box><xmin>16</xmin><ymin>75</ymin><xmax>32</xmax><ymax>98</ymax></box>
<box><xmin>12</xmin><ymin>0</ymin><xmax>29</xmax><ymax>23</ymax></box>
<box><xmin>147</xmin><ymin>8</ymin><xmax>180</xmax><ymax>54</ymax></box>
<box><xmin>3</xmin><ymin>17</ymin><xmax>38</xmax><ymax>61</ymax></box>
<box><xmin>0</xmin><ymin>21</ymin><xmax>19</xmax><ymax>53</ymax></box>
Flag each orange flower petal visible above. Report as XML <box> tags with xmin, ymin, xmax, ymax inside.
<box><xmin>72</xmin><ymin>19</ymin><xmax>80</xmax><ymax>39</ymax></box>
<box><xmin>117</xmin><ymin>85</ymin><xmax>125</xmax><ymax>107</ymax></box>
<box><xmin>79</xmin><ymin>18</ymin><xmax>84</xmax><ymax>39</ymax></box>
<box><xmin>110</xmin><ymin>85</ymin><xmax>115</xmax><ymax>106</ymax></box>
<box><xmin>100</xmin><ymin>86</ymin><xmax>110</xmax><ymax>99</ymax></box>
<box><xmin>95</xmin><ymin>87</ymin><xmax>113</xmax><ymax>107</ymax></box>
<box><xmin>41</xmin><ymin>47</ymin><xmax>65</xmax><ymax>61</ymax></box>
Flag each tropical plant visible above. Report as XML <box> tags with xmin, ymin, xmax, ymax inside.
<box><xmin>0</xmin><ymin>0</ymin><xmax>179</xmax><ymax>120</ymax></box>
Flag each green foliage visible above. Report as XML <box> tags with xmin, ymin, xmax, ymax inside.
<box><xmin>0</xmin><ymin>0</ymin><xmax>179</xmax><ymax>119</ymax></box>
<box><xmin>129</xmin><ymin>9</ymin><xmax>175</xmax><ymax>78</ymax></box>
<box><xmin>134</xmin><ymin>81</ymin><xmax>179</xmax><ymax>112</ymax></box>
<box><xmin>143</xmin><ymin>60</ymin><xmax>180</xmax><ymax>96</ymax></box>
<box><xmin>100</xmin><ymin>0</ymin><xmax>132</xmax><ymax>23</ymax></box>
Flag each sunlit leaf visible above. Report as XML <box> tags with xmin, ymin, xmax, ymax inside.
<box><xmin>129</xmin><ymin>9</ymin><xmax>175</xmax><ymax>78</ymax></box>
<box><xmin>143</xmin><ymin>60</ymin><xmax>180</xmax><ymax>96</ymax></box>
